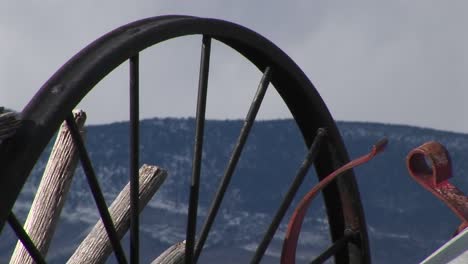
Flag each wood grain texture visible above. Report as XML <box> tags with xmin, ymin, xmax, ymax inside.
<box><xmin>151</xmin><ymin>241</ymin><xmax>185</xmax><ymax>264</ymax></box>
<box><xmin>0</xmin><ymin>108</ymin><xmax>21</xmax><ymax>142</ymax></box>
<box><xmin>67</xmin><ymin>164</ymin><xmax>167</xmax><ymax>264</ymax></box>
<box><xmin>10</xmin><ymin>110</ymin><xmax>86</xmax><ymax>264</ymax></box>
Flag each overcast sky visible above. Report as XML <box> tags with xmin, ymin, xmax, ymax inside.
<box><xmin>1</xmin><ymin>1</ymin><xmax>467</xmax><ymax>132</ymax></box>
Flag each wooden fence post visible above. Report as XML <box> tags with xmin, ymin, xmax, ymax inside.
<box><xmin>10</xmin><ymin>110</ymin><xmax>86</xmax><ymax>264</ymax></box>
<box><xmin>67</xmin><ymin>164</ymin><xmax>167</xmax><ymax>264</ymax></box>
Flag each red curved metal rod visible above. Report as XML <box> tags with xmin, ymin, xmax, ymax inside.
<box><xmin>407</xmin><ymin>141</ymin><xmax>468</xmax><ymax>235</ymax></box>
<box><xmin>281</xmin><ymin>138</ymin><xmax>388</xmax><ymax>264</ymax></box>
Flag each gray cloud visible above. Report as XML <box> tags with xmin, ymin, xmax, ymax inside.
<box><xmin>1</xmin><ymin>1</ymin><xmax>467</xmax><ymax>132</ymax></box>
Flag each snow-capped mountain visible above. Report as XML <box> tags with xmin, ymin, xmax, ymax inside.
<box><xmin>1</xmin><ymin>118</ymin><xmax>467</xmax><ymax>263</ymax></box>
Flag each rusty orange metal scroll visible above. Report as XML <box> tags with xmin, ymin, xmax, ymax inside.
<box><xmin>407</xmin><ymin>141</ymin><xmax>468</xmax><ymax>236</ymax></box>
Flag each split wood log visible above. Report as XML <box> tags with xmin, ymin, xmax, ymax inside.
<box><xmin>10</xmin><ymin>110</ymin><xmax>86</xmax><ymax>264</ymax></box>
<box><xmin>67</xmin><ymin>164</ymin><xmax>167</xmax><ymax>264</ymax></box>
<box><xmin>151</xmin><ymin>240</ymin><xmax>185</xmax><ymax>264</ymax></box>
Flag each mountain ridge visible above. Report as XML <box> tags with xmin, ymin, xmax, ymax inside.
<box><xmin>1</xmin><ymin>118</ymin><xmax>467</xmax><ymax>263</ymax></box>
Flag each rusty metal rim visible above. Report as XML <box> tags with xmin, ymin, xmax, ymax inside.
<box><xmin>0</xmin><ymin>15</ymin><xmax>369</xmax><ymax>263</ymax></box>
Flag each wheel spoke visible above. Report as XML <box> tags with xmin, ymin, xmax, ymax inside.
<box><xmin>250</xmin><ymin>128</ymin><xmax>327</xmax><ymax>264</ymax></box>
<box><xmin>185</xmin><ymin>36</ymin><xmax>211</xmax><ymax>264</ymax></box>
<box><xmin>8</xmin><ymin>213</ymin><xmax>46</xmax><ymax>264</ymax></box>
<box><xmin>129</xmin><ymin>54</ymin><xmax>140</xmax><ymax>264</ymax></box>
<box><xmin>194</xmin><ymin>66</ymin><xmax>273</xmax><ymax>262</ymax></box>
<box><xmin>310</xmin><ymin>232</ymin><xmax>356</xmax><ymax>264</ymax></box>
<box><xmin>65</xmin><ymin>114</ymin><xmax>128</xmax><ymax>264</ymax></box>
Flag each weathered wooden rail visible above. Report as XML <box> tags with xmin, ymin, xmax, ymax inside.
<box><xmin>6</xmin><ymin>110</ymin><xmax>184</xmax><ymax>263</ymax></box>
<box><xmin>10</xmin><ymin>110</ymin><xmax>87</xmax><ymax>264</ymax></box>
<box><xmin>0</xmin><ymin>108</ymin><xmax>21</xmax><ymax>143</ymax></box>
<box><xmin>68</xmin><ymin>164</ymin><xmax>167</xmax><ymax>263</ymax></box>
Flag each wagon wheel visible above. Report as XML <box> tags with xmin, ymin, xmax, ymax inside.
<box><xmin>0</xmin><ymin>16</ymin><xmax>370</xmax><ymax>263</ymax></box>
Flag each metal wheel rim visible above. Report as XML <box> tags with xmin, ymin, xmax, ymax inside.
<box><xmin>0</xmin><ymin>15</ymin><xmax>370</xmax><ymax>263</ymax></box>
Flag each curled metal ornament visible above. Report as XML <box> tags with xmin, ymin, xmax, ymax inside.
<box><xmin>282</xmin><ymin>138</ymin><xmax>388</xmax><ymax>264</ymax></box>
<box><xmin>407</xmin><ymin>141</ymin><xmax>468</xmax><ymax>235</ymax></box>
